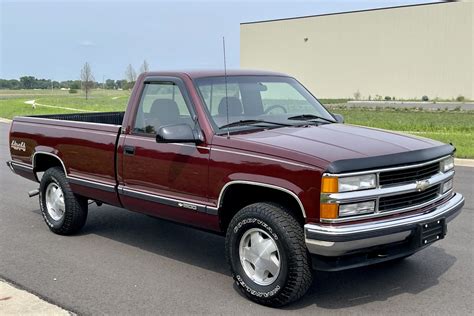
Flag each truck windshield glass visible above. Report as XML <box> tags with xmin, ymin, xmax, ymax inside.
<box><xmin>195</xmin><ymin>76</ymin><xmax>334</xmax><ymax>131</ymax></box>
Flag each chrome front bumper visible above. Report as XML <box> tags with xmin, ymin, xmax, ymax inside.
<box><xmin>305</xmin><ymin>193</ymin><xmax>464</xmax><ymax>257</ymax></box>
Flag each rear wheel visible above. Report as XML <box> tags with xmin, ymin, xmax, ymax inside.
<box><xmin>39</xmin><ymin>167</ymin><xmax>88</xmax><ymax>235</ymax></box>
<box><xmin>225</xmin><ymin>202</ymin><xmax>312</xmax><ymax>307</ymax></box>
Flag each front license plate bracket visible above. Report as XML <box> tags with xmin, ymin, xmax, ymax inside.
<box><xmin>419</xmin><ymin>218</ymin><xmax>446</xmax><ymax>246</ymax></box>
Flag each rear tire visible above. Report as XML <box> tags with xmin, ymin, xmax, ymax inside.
<box><xmin>39</xmin><ymin>167</ymin><xmax>88</xmax><ymax>235</ymax></box>
<box><xmin>225</xmin><ymin>203</ymin><xmax>312</xmax><ymax>307</ymax></box>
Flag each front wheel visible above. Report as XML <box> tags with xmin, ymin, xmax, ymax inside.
<box><xmin>225</xmin><ymin>203</ymin><xmax>312</xmax><ymax>307</ymax></box>
<box><xmin>39</xmin><ymin>167</ymin><xmax>88</xmax><ymax>235</ymax></box>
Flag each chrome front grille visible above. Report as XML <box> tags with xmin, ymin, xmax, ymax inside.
<box><xmin>379</xmin><ymin>162</ymin><xmax>440</xmax><ymax>186</ymax></box>
<box><xmin>321</xmin><ymin>156</ymin><xmax>454</xmax><ymax>223</ymax></box>
<box><xmin>379</xmin><ymin>184</ymin><xmax>440</xmax><ymax>212</ymax></box>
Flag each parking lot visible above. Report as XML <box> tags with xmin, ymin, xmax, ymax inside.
<box><xmin>0</xmin><ymin>121</ymin><xmax>473</xmax><ymax>315</ymax></box>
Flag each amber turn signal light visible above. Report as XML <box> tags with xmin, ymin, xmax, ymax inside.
<box><xmin>321</xmin><ymin>176</ymin><xmax>338</xmax><ymax>193</ymax></box>
<box><xmin>320</xmin><ymin>203</ymin><xmax>339</xmax><ymax>219</ymax></box>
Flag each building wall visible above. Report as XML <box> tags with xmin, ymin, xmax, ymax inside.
<box><xmin>240</xmin><ymin>2</ymin><xmax>473</xmax><ymax>100</ymax></box>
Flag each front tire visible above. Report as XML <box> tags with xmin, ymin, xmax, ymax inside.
<box><xmin>39</xmin><ymin>167</ymin><xmax>88</xmax><ymax>235</ymax></box>
<box><xmin>225</xmin><ymin>203</ymin><xmax>312</xmax><ymax>307</ymax></box>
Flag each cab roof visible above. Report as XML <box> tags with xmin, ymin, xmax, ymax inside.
<box><xmin>143</xmin><ymin>69</ymin><xmax>289</xmax><ymax>79</ymax></box>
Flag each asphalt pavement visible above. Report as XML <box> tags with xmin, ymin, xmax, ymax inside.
<box><xmin>0</xmin><ymin>121</ymin><xmax>473</xmax><ymax>315</ymax></box>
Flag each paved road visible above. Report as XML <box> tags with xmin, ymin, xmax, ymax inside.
<box><xmin>0</xmin><ymin>122</ymin><xmax>473</xmax><ymax>315</ymax></box>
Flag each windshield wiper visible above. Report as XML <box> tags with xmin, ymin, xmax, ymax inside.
<box><xmin>220</xmin><ymin>119</ymin><xmax>292</xmax><ymax>129</ymax></box>
<box><xmin>287</xmin><ymin>114</ymin><xmax>335</xmax><ymax>123</ymax></box>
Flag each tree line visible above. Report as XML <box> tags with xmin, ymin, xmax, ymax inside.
<box><xmin>0</xmin><ymin>60</ymin><xmax>150</xmax><ymax>95</ymax></box>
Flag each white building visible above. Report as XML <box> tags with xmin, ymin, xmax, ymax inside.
<box><xmin>241</xmin><ymin>1</ymin><xmax>473</xmax><ymax>100</ymax></box>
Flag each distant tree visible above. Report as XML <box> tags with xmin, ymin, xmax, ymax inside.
<box><xmin>105</xmin><ymin>79</ymin><xmax>116</xmax><ymax>89</ymax></box>
<box><xmin>70</xmin><ymin>81</ymin><xmax>81</xmax><ymax>90</ymax></box>
<box><xmin>0</xmin><ymin>79</ymin><xmax>21</xmax><ymax>89</ymax></box>
<box><xmin>140</xmin><ymin>60</ymin><xmax>150</xmax><ymax>74</ymax></box>
<box><xmin>20</xmin><ymin>76</ymin><xmax>36</xmax><ymax>89</ymax></box>
<box><xmin>115</xmin><ymin>79</ymin><xmax>127</xmax><ymax>90</ymax></box>
<box><xmin>80</xmin><ymin>62</ymin><xmax>95</xmax><ymax>99</ymax></box>
<box><xmin>125</xmin><ymin>64</ymin><xmax>137</xmax><ymax>89</ymax></box>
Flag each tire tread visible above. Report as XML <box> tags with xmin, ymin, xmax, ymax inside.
<box><xmin>40</xmin><ymin>167</ymin><xmax>88</xmax><ymax>235</ymax></box>
<box><xmin>225</xmin><ymin>202</ymin><xmax>312</xmax><ymax>307</ymax></box>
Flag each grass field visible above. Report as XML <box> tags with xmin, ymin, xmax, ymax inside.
<box><xmin>1</xmin><ymin>89</ymin><xmax>473</xmax><ymax>158</ymax></box>
<box><xmin>0</xmin><ymin>89</ymin><xmax>129</xmax><ymax>118</ymax></box>
<box><xmin>328</xmin><ymin>106</ymin><xmax>474</xmax><ymax>158</ymax></box>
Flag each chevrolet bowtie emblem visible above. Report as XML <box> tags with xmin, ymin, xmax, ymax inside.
<box><xmin>415</xmin><ymin>180</ymin><xmax>430</xmax><ymax>192</ymax></box>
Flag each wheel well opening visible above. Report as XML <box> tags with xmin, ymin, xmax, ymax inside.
<box><xmin>34</xmin><ymin>154</ymin><xmax>64</xmax><ymax>174</ymax></box>
<box><xmin>219</xmin><ymin>184</ymin><xmax>305</xmax><ymax>232</ymax></box>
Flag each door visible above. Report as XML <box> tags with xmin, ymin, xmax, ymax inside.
<box><xmin>119</xmin><ymin>78</ymin><xmax>212</xmax><ymax>223</ymax></box>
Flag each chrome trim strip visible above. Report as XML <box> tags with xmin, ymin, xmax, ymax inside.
<box><xmin>120</xmin><ymin>186</ymin><xmax>217</xmax><ymax>215</ymax></box>
<box><xmin>6</xmin><ymin>161</ymin><xmax>16</xmax><ymax>173</ymax></box>
<box><xmin>304</xmin><ymin>193</ymin><xmax>464</xmax><ymax>237</ymax></box>
<box><xmin>10</xmin><ymin>161</ymin><xmax>34</xmax><ymax>171</ymax></box>
<box><xmin>67</xmin><ymin>176</ymin><xmax>116</xmax><ymax>193</ymax></box>
<box><xmin>212</xmin><ymin>148</ymin><xmax>317</xmax><ymax>170</ymax></box>
<box><xmin>323</xmin><ymin>155</ymin><xmax>449</xmax><ymax>177</ymax></box>
<box><xmin>206</xmin><ymin>206</ymin><xmax>219</xmax><ymax>214</ymax></box>
<box><xmin>217</xmin><ymin>180</ymin><xmax>307</xmax><ymax>218</ymax></box>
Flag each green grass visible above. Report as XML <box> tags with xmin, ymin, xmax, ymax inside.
<box><xmin>0</xmin><ymin>90</ymin><xmax>472</xmax><ymax>158</ymax></box>
<box><xmin>0</xmin><ymin>89</ymin><xmax>129</xmax><ymax>118</ymax></box>
<box><xmin>319</xmin><ymin>98</ymin><xmax>349</xmax><ymax>104</ymax></box>
<box><xmin>329</xmin><ymin>106</ymin><xmax>474</xmax><ymax>158</ymax></box>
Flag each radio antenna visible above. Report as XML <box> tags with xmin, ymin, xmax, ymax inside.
<box><xmin>222</xmin><ymin>36</ymin><xmax>230</xmax><ymax>139</ymax></box>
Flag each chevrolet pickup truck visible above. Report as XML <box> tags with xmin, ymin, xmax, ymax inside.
<box><xmin>7</xmin><ymin>70</ymin><xmax>464</xmax><ymax>306</ymax></box>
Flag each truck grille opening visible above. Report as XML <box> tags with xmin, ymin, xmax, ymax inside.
<box><xmin>379</xmin><ymin>184</ymin><xmax>440</xmax><ymax>212</ymax></box>
<box><xmin>379</xmin><ymin>162</ymin><xmax>440</xmax><ymax>186</ymax></box>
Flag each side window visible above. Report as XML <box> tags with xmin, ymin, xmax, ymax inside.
<box><xmin>134</xmin><ymin>82</ymin><xmax>192</xmax><ymax>134</ymax></box>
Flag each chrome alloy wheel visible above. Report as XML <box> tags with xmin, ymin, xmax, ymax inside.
<box><xmin>45</xmin><ymin>182</ymin><xmax>65</xmax><ymax>221</ymax></box>
<box><xmin>239</xmin><ymin>228</ymin><xmax>281</xmax><ymax>286</ymax></box>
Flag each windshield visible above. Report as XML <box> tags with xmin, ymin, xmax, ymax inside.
<box><xmin>195</xmin><ymin>76</ymin><xmax>335</xmax><ymax>132</ymax></box>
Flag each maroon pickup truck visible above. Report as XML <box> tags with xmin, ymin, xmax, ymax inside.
<box><xmin>7</xmin><ymin>70</ymin><xmax>464</xmax><ymax>306</ymax></box>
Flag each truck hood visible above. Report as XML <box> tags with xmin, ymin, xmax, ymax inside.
<box><xmin>231</xmin><ymin>124</ymin><xmax>449</xmax><ymax>171</ymax></box>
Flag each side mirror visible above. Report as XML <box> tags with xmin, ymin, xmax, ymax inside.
<box><xmin>156</xmin><ymin>124</ymin><xmax>201</xmax><ymax>144</ymax></box>
<box><xmin>333</xmin><ymin>113</ymin><xmax>344</xmax><ymax>123</ymax></box>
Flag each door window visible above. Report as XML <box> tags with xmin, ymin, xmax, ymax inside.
<box><xmin>134</xmin><ymin>82</ymin><xmax>192</xmax><ymax>134</ymax></box>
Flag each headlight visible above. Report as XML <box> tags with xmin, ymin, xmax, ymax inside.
<box><xmin>322</xmin><ymin>174</ymin><xmax>377</xmax><ymax>193</ymax></box>
<box><xmin>339</xmin><ymin>174</ymin><xmax>376</xmax><ymax>192</ymax></box>
<box><xmin>440</xmin><ymin>156</ymin><xmax>454</xmax><ymax>173</ymax></box>
<box><xmin>339</xmin><ymin>201</ymin><xmax>375</xmax><ymax>217</ymax></box>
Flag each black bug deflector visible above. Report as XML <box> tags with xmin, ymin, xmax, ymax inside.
<box><xmin>326</xmin><ymin>144</ymin><xmax>455</xmax><ymax>174</ymax></box>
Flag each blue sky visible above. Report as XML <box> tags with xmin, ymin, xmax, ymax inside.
<box><xmin>1</xmin><ymin>0</ymin><xmax>439</xmax><ymax>81</ymax></box>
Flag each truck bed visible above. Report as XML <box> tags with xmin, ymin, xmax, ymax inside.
<box><xmin>32</xmin><ymin>111</ymin><xmax>125</xmax><ymax>125</ymax></box>
<box><xmin>9</xmin><ymin>111</ymin><xmax>124</xmax><ymax>206</ymax></box>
